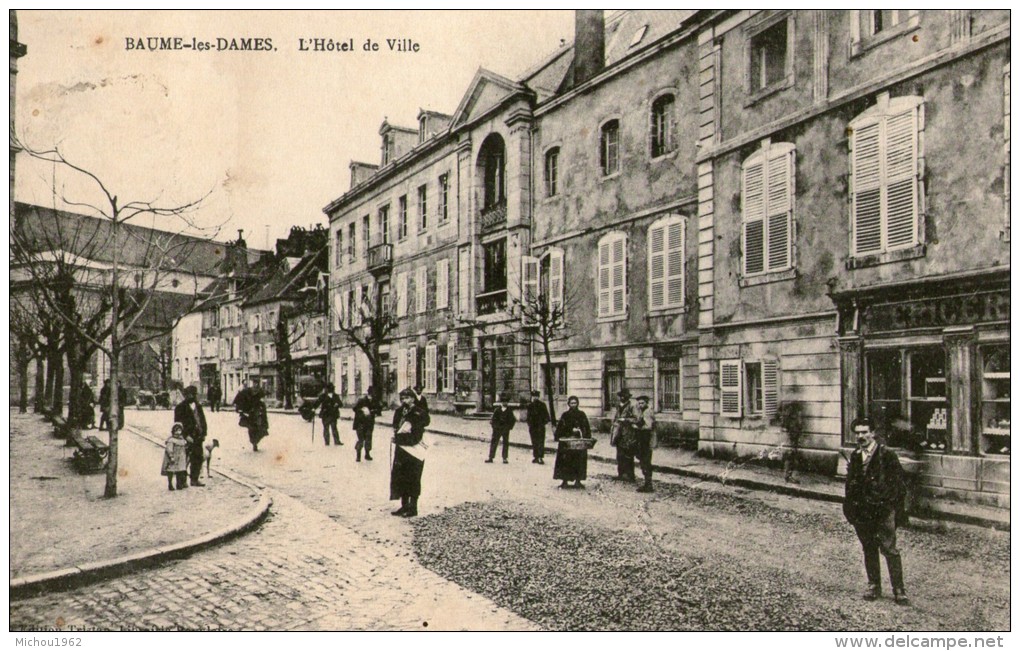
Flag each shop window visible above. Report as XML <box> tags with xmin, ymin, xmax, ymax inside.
<box><xmin>656</xmin><ymin>358</ymin><xmax>682</xmax><ymax>412</ymax></box>
<box><xmin>866</xmin><ymin>346</ymin><xmax>948</xmax><ymax>451</ymax></box>
<box><xmin>979</xmin><ymin>345</ymin><xmax>1010</xmax><ymax>456</ymax></box>
<box><xmin>603</xmin><ymin>359</ymin><xmax>625</xmax><ymax>410</ymax></box>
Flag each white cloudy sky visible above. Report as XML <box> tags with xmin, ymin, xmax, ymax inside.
<box><xmin>14</xmin><ymin>10</ymin><xmax>575</xmax><ymax>249</ymax></box>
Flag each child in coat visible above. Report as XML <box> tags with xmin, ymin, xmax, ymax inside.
<box><xmin>161</xmin><ymin>422</ymin><xmax>189</xmax><ymax>490</ymax></box>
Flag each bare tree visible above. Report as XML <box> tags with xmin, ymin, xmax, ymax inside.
<box><xmin>334</xmin><ymin>287</ymin><xmax>399</xmax><ymax>403</ymax></box>
<box><xmin>275</xmin><ymin>304</ymin><xmax>307</xmax><ymax>409</ymax></box>
<box><xmin>11</xmin><ymin>143</ymin><xmax>217</xmax><ymax>497</ymax></box>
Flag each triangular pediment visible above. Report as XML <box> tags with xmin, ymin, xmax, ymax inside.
<box><xmin>450</xmin><ymin>68</ymin><xmax>527</xmax><ymax>129</ymax></box>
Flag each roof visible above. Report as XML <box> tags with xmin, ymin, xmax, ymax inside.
<box><xmin>244</xmin><ymin>247</ymin><xmax>328</xmax><ymax>307</ymax></box>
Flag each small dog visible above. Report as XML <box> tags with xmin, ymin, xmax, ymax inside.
<box><xmin>204</xmin><ymin>438</ymin><xmax>220</xmax><ymax>478</ymax></box>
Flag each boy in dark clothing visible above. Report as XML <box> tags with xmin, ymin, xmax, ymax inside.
<box><xmin>486</xmin><ymin>394</ymin><xmax>517</xmax><ymax>464</ymax></box>
<box><xmin>526</xmin><ymin>390</ymin><xmax>551</xmax><ymax>464</ymax></box>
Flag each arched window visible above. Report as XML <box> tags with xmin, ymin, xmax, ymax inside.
<box><xmin>480</xmin><ymin>134</ymin><xmax>506</xmax><ymax>209</ymax></box>
<box><xmin>544</xmin><ymin>147</ymin><xmax>560</xmax><ymax>197</ymax></box>
<box><xmin>600</xmin><ymin>119</ymin><xmax>620</xmax><ymax>176</ymax></box>
<box><xmin>650</xmin><ymin>94</ymin><xmax>675</xmax><ymax>158</ymax></box>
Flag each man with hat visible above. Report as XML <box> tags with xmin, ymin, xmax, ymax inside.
<box><xmin>486</xmin><ymin>393</ymin><xmax>517</xmax><ymax>464</ymax></box>
<box><xmin>390</xmin><ymin>388</ymin><xmax>429</xmax><ymax>517</ymax></box>
<box><xmin>611</xmin><ymin>389</ymin><xmax>638</xmax><ymax>481</ymax></box>
<box><xmin>633</xmin><ymin>395</ymin><xmax>657</xmax><ymax>493</ymax></box>
<box><xmin>526</xmin><ymin>390</ymin><xmax>551</xmax><ymax>465</ymax></box>
<box><xmin>173</xmin><ymin>385</ymin><xmax>208</xmax><ymax>487</ymax></box>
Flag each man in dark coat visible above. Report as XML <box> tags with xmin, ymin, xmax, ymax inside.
<box><xmin>611</xmin><ymin>389</ymin><xmax>638</xmax><ymax>481</ymax></box>
<box><xmin>633</xmin><ymin>395</ymin><xmax>657</xmax><ymax>493</ymax></box>
<box><xmin>485</xmin><ymin>393</ymin><xmax>517</xmax><ymax>464</ymax></box>
<box><xmin>98</xmin><ymin>380</ymin><xmax>111</xmax><ymax>430</ymax></box>
<box><xmin>526</xmin><ymin>390</ymin><xmax>551</xmax><ymax>464</ymax></box>
<box><xmin>843</xmin><ymin>417</ymin><xmax>908</xmax><ymax>604</ymax></box>
<box><xmin>315</xmin><ymin>383</ymin><xmax>343</xmax><ymax>446</ymax></box>
<box><xmin>207</xmin><ymin>379</ymin><xmax>222</xmax><ymax>413</ymax></box>
<box><xmin>412</xmin><ymin>383</ymin><xmax>431</xmax><ymax>428</ymax></box>
<box><xmin>390</xmin><ymin>388</ymin><xmax>428</xmax><ymax>517</ymax></box>
<box><xmin>353</xmin><ymin>386</ymin><xmax>381</xmax><ymax>462</ymax></box>
<box><xmin>174</xmin><ymin>385</ymin><xmax>208</xmax><ymax>487</ymax></box>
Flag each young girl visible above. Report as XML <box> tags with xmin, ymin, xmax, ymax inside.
<box><xmin>161</xmin><ymin>422</ymin><xmax>189</xmax><ymax>490</ymax></box>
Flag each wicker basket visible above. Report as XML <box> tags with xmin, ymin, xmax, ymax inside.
<box><xmin>558</xmin><ymin>438</ymin><xmax>595</xmax><ymax>451</ymax></box>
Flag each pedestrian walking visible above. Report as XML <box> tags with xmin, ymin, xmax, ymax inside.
<box><xmin>633</xmin><ymin>395</ymin><xmax>657</xmax><ymax>493</ymax></box>
<box><xmin>412</xmin><ymin>383</ymin><xmax>432</xmax><ymax>428</ymax></box>
<box><xmin>390</xmin><ymin>388</ymin><xmax>428</xmax><ymax>517</ymax></box>
<box><xmin>353</xmin><ymin>386</ymin><xmax>380</xmax><ymax>462</ymax></box>
<box><xmin>610</xmin><ymin>389</ymin><xmax>638</xmax><ymax>481</ymax></box>
<box><xmin>553</xmin><ymin>395</ymin><xmax>592</xmax><ymax>489</ymax></box>
<box><xmin>316</xmin><ymin>382</ymin><xmax>343</xmax><ymax>446</ymax></box>
<box><xmin>236</xmin><ymin>385</ymin><xmax>270</xmax><ymax>452</ymax></box>
<box><xmin>207</xmin><ymin>379</ymin><xmax>222</xmax><ymax>413</ymax></box>
<box><xmin>843</xmin><ymin>417</ymin><xmax>909</xmax><ymax>604</ymax></box>
<box><xmin>98</xmin><ymin>380</ymin><xmax>111</xmax><ymax>430</ymax></box>
<box><xmin>161</xmin><ymin>422</ymin><xmax>189</xmax><ymax>490</ymax></box>
<box><xmin>173</xmin><ymin>385</ymin><xmax>208</xmax><ymax>487</ymax></box>
<box><xmin>485</xmin><ymin>393</ymin><xmax>516</xmax><ymax>464</ymax></box>
<box><xmin>526</xmin><ymin>390</ymin><xmax>550</xmax><ymax>464</ymax></box>
<box><xmin>76</xmin><ymin>383</ymin><xmax>95</xmax><ymax>429</ymax></box>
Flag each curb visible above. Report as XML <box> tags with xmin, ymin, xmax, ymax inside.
<box><xmin>10</xmin><ymin>426</ymin><xmax>273</xmax><ymax>600</ymax></box>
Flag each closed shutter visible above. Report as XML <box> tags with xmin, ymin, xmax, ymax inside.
<box><xmin>425</xmin><ymin>343</ymin><xmax>437</xmax><ymax>393</ymax></box>
<box><xmin>397</xmin><ymin>273</ymin><xmax>408</xmax><ymax>318</ymax></box>
<box><xmin>742</xmin><ymin>157</ymin><xmax>766</xmax><ymax>275</ymax></box>
<box><xmin>851</xmin><ymin>121</ymin><xmax>883</xmax><ymax>255</ymax></box>
<box><xmin>720</xmin><ymin>359</ymin><xmax>742</xmax><ymax>418</ymax></box>
<box><xmin>763</xmin><ymin>359</ymin><xmax>779</xmax><ymax>418</ymax></box>
<box><xmin>766</xmin><ymin>148</ymin><xmax>793</xmax><ymax>270</ymax></box>
<box><xmin>447</xmin><ymin>334</ymin><xmax>456</xmax><ymax>395</ymax></box>
<box><xmin>666</xmin><ymin>220</ymin><xmax>684</xmax><ymax>307</ymax></box>
<box><xmin>649</xmin><ymin>223</ymin><xmax>666</xmax><ymax>310</ymax></box>
<box><xmin>361</xmin><ymin>353</ymin><xmax>371</xmax><ymax>393</ymax></box>
<box><xmin>548</xmin><ymin>249</ymin><xmax>564</xmax><ymax>313</ymax></box>
<box><xmin>884</xmin><ymin>108</ymin><xmax>918</xmax><ymax>250</ymax></box>
<box><xmin>522</xmin><ymin>255</ymin><xmax>539</xmax><ymax>321</ymax></box>
<box><xmin>407</xmin><ymin>346</ymin><xmax>417</xmax><ymax>389</ymax></box>
<box><xmin>333</xmin><ymin>293</ymin><xmax>343</xmax><ymax>329</ymax></box>
<box><xmin>396</xmin><ymin>347</ymin><xmax>407</xmax><ymax>392</ymax></box>
<box><xmin>458</xmin><ymin>247</ymin><xmax>471</xmax><ymax>315</ymax></box>
<box><xmin>611</xmin><ymin>236</ymin><xmax>626</xmax><ymax>315</ymax></box>
<box><xmin>416</xmin><ymin>266</ymin><xmax>427</xmax><ymax>314</ymax></box>
<box><xmin>436</xmin><ymin>259</ymin><xmax>449</xmax><ymax>310</ymax></box>
<box><xmin>353</xmin><ymin>285</ymin><xmax>362</xmax><ymax>326</ymax></box>
<box><xmin>347</xmin><ymin>353</ymin><xmax>356</xmax><ymax>398</ymax></box>
<box><xmin>598</xmin><ymin>239</ymin><xmax>611</xmax><ymax>317</ymax></box>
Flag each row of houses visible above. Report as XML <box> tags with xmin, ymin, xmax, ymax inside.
<box><xmin>323</xmin><ymin>10</ymin><xmax>1010</xmax><ymax>509</ymax></box>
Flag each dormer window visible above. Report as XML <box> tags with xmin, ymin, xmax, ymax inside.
<box><xmin>419</xmin><ymin>116</ymin><xmax>428</xmax><ymax>144</ymax></box>
<box><xmin>630</xmin><ymin>24</ymin><xmax>648</xmax><ymax>48</ymax></box>
<box><xmin>382</xmin><ymin>135</ymin><xmax>393</xmax><ymax>165</ymax></box>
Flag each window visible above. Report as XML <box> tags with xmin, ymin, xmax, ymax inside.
<box><xmin>648</xmin><ymin>215</ymin><xmax>685</xmax><ymax>310</ymax></box>
<box><xmin>521</xmin><ymin>255</ymin><xmax>539</xmax><ymax>316</ymax></box>
<box><xmin>980</xmin><ymin>345</ymin><xmax>1010</xmax><ymax>456</ymax></box>
<box><xmin>483</xmin><ymin>239</ymin><xmax>507</xmax><ymax>293</ymax></box>
<box><xmin>438</xmin><ymin>174</ymin><xmax>449</xmax><ymax>223</ymax></box>
<box><xmin>341</xmin><ymin>357</ymin><xmax>349</xmax><ymax>395</ymax></box>
<box><xmin>416</xmin><ymin>266</ymin><xmax>428</xmax><ymax>314</ymax></box>
<box><xmin>347</xmin><ymin>223</ymin><xmax>356</xmax><ymax>261</ymax></box>
<box><xmin>481</xmin><ymin>134</ymin><xmax>506</xmax><ymax>209</ymax></box>
<box><xmin>406</xmin><ymin>346</ymin><xmax>417</xmax><ymax>389</ymax></box>
<box><xmin>362</xmin><ymin>215</ymin><xmax>370</xmax><ymax>258</ymax></box>
<box><xmin>597</xmin><ymin>232</ymin><xmax>627</xmax><ymax>319</ymax></box>
<box><xmin>379</xmin><ymin>280</ymin><xmax>391</xmax><ymax>316</ymax></box>
<box><xmin>719</xmin><ymin>359</ymin><xmax>778</xmax><ymax>419</ymax></box>
<box><xmin>650</xmin><ymin>94</ymin><xmax>675</xmax><ymax>158</ymax></box>
<box><xmin>335</xmin><ymin>229</ymin><xmax>343</xmax><ymax>268</ymax></box>
<box><xmin>540</xmin><ymin>248</ymin><xmax>565</xmax><ymax>316</ymax></box>
<box><xmin>398</xmin><ymin>195</ymin><xmax>408</xmax><ymax>240</ymax></box>
<box><xmin>600</xmin><ymin>120</ymin><xmax>620</xmax><ymax>176</ymax></box>
<box><xmin>418</xmin><ymin>117</ymin><xmax>427</xmax><ymax>144</ymax></box>
<box><xmin>446</xmin><ymin>340</ymin><xmax>456</xmax><ymax>395</ymax></box>
<box><xmin>603</xmin><ymin>359</ymin><xmax>625</xmax><ymax>410</ymax></box>
<box><xmin>436</xmin><ymin>258</ymin><xmax>450</xmax><ymax>310</ymax></box>
<box><xmin>849</xmin><ymin>94</ymin><xmax>924</xmax><ymax>258</ymax></box>
<box><xmin>417</xmin><ymin>184</ymin><xmax>428</xmax><ymax>231</ymax></box>
<box><xmin>436</xmin><ymin>343</ymin><xmax>448</xmax><ymax>393</ymax></box>
<box><xmin>742</xmin><ymin>140</ymin><xmax>794</xmax><ymax>276</ymax></box>
<box><xmin>396</xmin><ymin>272</ymin><xmax>408</xmax><ymax>318</ymax></box>
<box><xmin>425</xmin><ymin>342</ymin><xmax>437</xmax><ymax>393</ymax></box>
<box><xmin>382</xmin><ymin>135</ymin><xmax>393</xmax><ymax>165</ymax></box>
<box><xmin>544</xmin><ymin>147</ymin><xmax>559</xmax><ymax>197</ymax></box>
<box><xmin>657</xmin><ymin>358</ymin><xmax>682</xmax><ymax>412</ymax></box>
<box><xmin>459</xmin><ymin>247</ymin><xmax>471</xmax><ymax>314</ymax></box>
<box><xmin>542</xmin><ymin>362</ymin><xmax>568</xmax><ymax>397</ymax></box>
<box><xmin>865</xmin><ymin>346</ymin><xmax>948</xmax><ymax>450</ymax></box>
<box><xmin>748</xmin><ymin>16</ymin><xmax>791</xmax><ymax>95</ymax></box>
<box><xmin>851</xmin><ymin>10</ymin><xmax>920</xmax><ymax>55</ymax></box>
<box><xmin>379</xmin><ymin>204</ymin><xmax>390</xmax><ymax>245</ymax></box>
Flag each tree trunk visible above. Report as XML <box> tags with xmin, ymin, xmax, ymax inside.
<box><xmin>34</xmin><ymin>357</ymin><xmax>45</xmax><ymax>412</ymax></box>
<box><xmin>542</xmin><ymin>341</ymin><xmax>557</xmax><ymax>424</ymax></box>
<box><xmin>52</xmin><ymin>354</ymin><xmax>65</xmax><ymax>416</ymax></box>
<box><xmin>44</xmin><ymin>347</ymin><xmax>58</xmax><ymax>410</ymax></box>
<box><xmin>18</xmin><ymin>357</ymin><xmax>30</xmax><ymax>413</ymax></box>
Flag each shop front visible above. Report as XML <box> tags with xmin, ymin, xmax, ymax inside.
<box><xmin>832</xmin><ymin>270</ymin><xmax>1010</xmax><ymax>508</ymax></box>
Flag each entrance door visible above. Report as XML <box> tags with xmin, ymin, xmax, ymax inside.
<box><xmin>481</xmin><ymin>347</ymin><xmax>497</xmax><ymax>410</ymax></box>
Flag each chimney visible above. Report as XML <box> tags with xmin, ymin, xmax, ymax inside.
<box><xmin>573</xmin><ymin>10</ymin><xmax>605</xmax><ymax>87</ymax></box>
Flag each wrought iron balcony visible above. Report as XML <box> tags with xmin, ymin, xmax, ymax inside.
<box><xmin>367</xmin><ymin>242</ymin><xmax>393</xmax><ymax>275</ymax></box>
<box><xmin>479</xmin><ymin>201</ymin><xmax>507</xmax><ymax>233</ymax></box>
<box><xmin>476</xmin><ymin>289</ymin><xmax>508</xmax><ymax>316</ymax></box>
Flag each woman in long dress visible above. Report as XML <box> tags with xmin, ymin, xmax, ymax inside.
<box><xmin>238</xmin><ymin>386</ymin><xmax>270</xmax><ymax>451</ymax></box>
<box><xmin>390</xmin><ymin>388</ymin><xmax>428</xmax><ymax>517</ymax></box>
<box><xmin>553</xmin><ymin>395</ymin><xmax>592</xmax><ymax>489</ymax></box>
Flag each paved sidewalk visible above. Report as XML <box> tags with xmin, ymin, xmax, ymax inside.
<box><xmin>279</xmin><ymin>407</ymin><xmax>1009</xmax><ymax>531</ymax></box>
<box><xmin>9</xmin><ymin>411</ymin><xmax>268</xmax><ymax>596</ymax></box>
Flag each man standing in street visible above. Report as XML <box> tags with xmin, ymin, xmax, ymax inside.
<box><xmin>485</xmin><ymin>393</ymin><xmax>517</xmax><ymax>464</ymax></box>
<box><xmin>316</xmin><ymin>382</ymin><xmax>343</xmax><ymax>446</ymax></box>
<box><xmin>174</xmin><ymin>385</ymin><xmax>208</xmax><ymax>487</ymax></box>
<box><xmin>98</xmin><ymin>380</ymin><xmax>111</xmax><ymax>430</ymax></box>
<box><xmin>526</xmin><ymin>390</ymin><xmax>550</xmax><ymax>465</ymax></box>
<box><xmin>843</xmin><ymin>417</ymin><xmax>908</xmax><ymax>604</ymax></box>
<box><xmin>207</xmin><ymin>379</ymin><xmax>222</xmax><ymax>413</ymax></box>
<box><xmin>633</xmin><ymin>395</ymin><xmax>656</xmax><ymax>493</ymax></box>
<box><xmin>611</xmin><ymin>389</ymin><xmax>638</xmax><ymax>481</ymax></box>
<box><xmin>353</xmin><ymin>386</ymin><xmax>380</xmax><ymax>462</ymax></box>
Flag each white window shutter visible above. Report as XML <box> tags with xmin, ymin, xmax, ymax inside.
<box><xmin>447</xmin><ymin>336</ymin><xmax>456</xmax><ymax>395</ymax></box>
<box><xmin>611</xmin><ymin>235</ymin><xmax>626</xmax><ymax>315</ymax></box>
<box><xmin>407</xmin><ymin>346</ymin><xmax>417</xmax><ymax>388</ymax></box>
<box><xmin>347</xmin><ymin>353</ymin><xmax>356</xmax><ymax>397</ymax></box>
<box><xmin>598</xmin><ymin>240</ymin><xmax>611</xmax><ymax>317</ymax></box>
<box><xmin>416</xmin><ymin>266</ymin><xmax>427</xmax><ymax>314</ymax></box>
<box><xmin>666</xmin><ymin>220</ymin><xmax>684</xmax><ymax>307</ymax></box>
<box><xmin>766</xmin><ymin>149</ymin><xmax>793</xmax><ymax>270</ymax></box>
<box><xmin>353</xmin><ymin>285</ymin><xmax>363</xmax><ymax>326</ymax></box>
<box><xmin>436</xmin><ymin>259</ymin><xmax>449</xmax><ymax>310</ymax></box>
<box><xmin>742</xmin><ymin>157</ymin><xmax>766</xmax><ymax>275</ymax></box>
<box><xmin>397</xmin><ymin>273</ymin><xmax>408</xmax><ymax>318</ymax></box>
<box><xmin>425</xmin><ymin>343</ymin><xmax>437</xmax><ymax>393</ymax></box>
<box><xmin>522</xmin><ymin>255</ymin><xmax>539</xmax><ymax>319</ymax></box>
<box><xmin>648</xmin><ymin>224</ymin><xmax>666</xmax><ymax>310</ymax></box>
<box><xmin>361</xmin><ymin>354</ymin><xmax>371</xmax><ymax>392</ymax></box>
<box><xmin>720</xmin><ymin>359</ymin><xmax>742</xmax><ymax>418</ymax></box>
<box><xmin>458</xmin><ymin>247</ymin><xmax>471</xmax><ymax>315</ymax></box>
<box><xmin>549</xmin><ymin>249</ymin><xmax>564</xmax><ymax>314</ymax></box>
<box><xmin>763</xmin><ymin>360</ymin><xmax>779</xmax><ymax>418</ymax></box>
<box><xmin>851</xmin><ymin>121</ymin><xmax>882</xmax><ymax>255</ymax></box>
<box><xmin>884</xmin><ymin>108</ymin><xmax>918</xmax><ymax>250</ymax></box>
<box><xmin>397</xmin><ymin>347</ymin><xmax>407</xmax><ymax>392</ymax></box>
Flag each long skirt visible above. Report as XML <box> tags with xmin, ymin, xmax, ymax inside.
<box><xmin>247</xmin><ymin>423</ymin><xmax>268</xmax><ymax>446</ymax></box>
<box><xmin>553</xmin><ymin>445</ymin><xmax>588</xmax><ymax>482</ymax></box>
<box><xmin>390</xmin><ymin>446</ymin><xmax>425</xmax><ymax>499</ymax></box>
